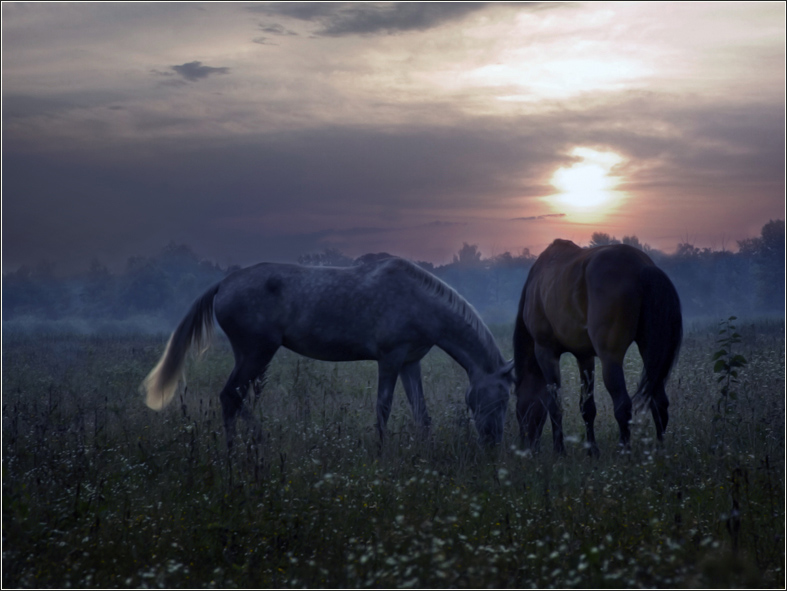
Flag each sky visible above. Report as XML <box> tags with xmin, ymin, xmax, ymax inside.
<box><xmin>2</xmin><ymin>2</ymin><xmax>785</xmax><ymax>271</ymax></box>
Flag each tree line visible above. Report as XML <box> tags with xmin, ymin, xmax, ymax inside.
<box><xmin>3</xmin><ymin>220</ymin><xmax>784</xmax><ymax>333</ymax></box>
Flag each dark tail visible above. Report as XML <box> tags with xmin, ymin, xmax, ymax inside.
<box><xmin>633</xmin><ymin>266</ymin><xmax>683</xmax><ymax>411</ymax></box>
<box><xmin>513</xmin><ymin>278</ymin><xmax>538</xmax><ymax>389</ymax></box>
<box><xmin>142</xmin><ymin>283</ymin><xmax>220</xmax><ymax>410</ymax></box>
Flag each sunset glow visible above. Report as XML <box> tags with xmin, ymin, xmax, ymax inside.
<box><xmin>2</xmin><ymin>2</ymin><xmax>784</xmax><ymax>269</ymax></box>
<box><xmin>548</xmin><ymin>148</ymin><xmax>626</xmax><ymax>222</ymax></box>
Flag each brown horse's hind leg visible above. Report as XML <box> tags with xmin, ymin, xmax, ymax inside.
<box><xmin>599</xmin><ymin>357</ymin><xmax>632</xmax><ymax>449</ymax></box>
<box><xmin>577</xmin><ymin>356</ymin><xmax>599</xmax><ymax>457</ymax></box>
<box><xmin>649</xmin><ymin>384</ymin><xmax>669</xmax><ymax>441</ymax></box>
<box><xmin>516</xmin><ymin>385</ymin><xmax>547</xmax><ymax>452</ymax></box>
<box><xmin>534</xmin><ymin>346</ymin><xmax>565</xmax><ymax>455</ymax></box>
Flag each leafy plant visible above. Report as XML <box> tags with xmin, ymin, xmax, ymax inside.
<box><xmin>712</xmin><ymin>317</ymin><xmax>748</xmax><ymax>416</ymax></box>
<box><xmin>711</xmin><ymin>316</ymin><xmax>748</xmax><ymax>453</ymax></box>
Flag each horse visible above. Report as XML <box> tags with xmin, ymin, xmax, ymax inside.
<box><xmin>142</xmin><ymin>255</ymin><xmax>515</xmax><ymax>448</ymax></box>
<box><xmin>513</xmin><ymin>239</ymin><xmax>682</xmax><ymax>455</ymax></box>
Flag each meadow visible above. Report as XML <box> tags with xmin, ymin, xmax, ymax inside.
<box><xmin>2</xmin><ymin>319</ymin><xmax>784</xmax><ymax>588</ymax></box>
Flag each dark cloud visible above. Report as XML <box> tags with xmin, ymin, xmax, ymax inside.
<box><xmin>2</xmin><ymin>92</ymin><xmax>783</xmax><ymax>271</ymax></box>
<box><xmin>3</xmin><ymin>91</ymin><xmax>125</xmax><ymax>121</ymax></box>
<box><xmin>171</xmin><ymin>61</ymin><xmax>230</xmax><ymax>82</ymax></box>
<box><xmin>1</xmin><ymin>121</ymin><xmax>563</xmax><ymax>269</ymax></box>
<box><xmin>258</xmin><ymin>22</ymin><xmax>297</xmax><ymax>36</ymax></box>
<box><xmin>576</xmin><ymin>96</ymin><xmax>785</xmax><ymax>199</ymax></box>
<box><xmin>252</xmin><ymin>2</ymin><xmax>490</xmax><ymax>36</ymax></box>
<box><xmin>510</xmin><ymin>214</ymin><xmax>567</xmax><ymax>221</ymax></box>
<box><xmin>423</xmin><ymin>221</ymin><xmax>468</xmax><ymax>228</ymax></box>
<box><xmin>247</xmin><ymin>3</ymin><xmax>337</xmax><ymax>21</ymax></box>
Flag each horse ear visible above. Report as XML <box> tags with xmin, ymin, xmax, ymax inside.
<box><xmin>500</xmin><ymin>359</ymin><xmax>515</xmax><ymax>382</ymax></box>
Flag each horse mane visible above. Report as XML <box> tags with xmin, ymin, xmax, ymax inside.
<box><xmin>384</xmin><ymin>257</ymin><xmax>501</xmax><ymax>361</ymax></box>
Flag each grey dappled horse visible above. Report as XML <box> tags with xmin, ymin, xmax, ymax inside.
<box><xmin>143</xmin><ymin>256</ymin><xmax>514</xmax><ymax>447</ymax></box>
<box><xmin>514</xmin><ymin>239</ymin><xmax>682</xmax><ymax>455</ymax></box>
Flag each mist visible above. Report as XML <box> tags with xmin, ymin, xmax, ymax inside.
<box><xmin>3</xmin><ymin>221</ymin><xmax>783</xmax><ymax>338</ymax></box>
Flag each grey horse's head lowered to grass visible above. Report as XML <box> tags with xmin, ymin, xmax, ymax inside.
<box><xmin>142</xmin><ymin>255</ymin><xmax>514</xmax><ymax>448</ymax></box>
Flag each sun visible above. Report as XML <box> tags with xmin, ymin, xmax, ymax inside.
<box><xmin>547</xmin><ymin>148</ymin><xmax>626</xmax><ymax>221</ymax></box>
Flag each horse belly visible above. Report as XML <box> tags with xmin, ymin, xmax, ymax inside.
<box><xmin>283</xmin><ymin>335</ymin><xmax>376</xmax><ymax>362</ymax></box>
<box><xmin>281</xmin><ymin>312</ymin><xmax>382</xmax><ymax>362</ymax></box>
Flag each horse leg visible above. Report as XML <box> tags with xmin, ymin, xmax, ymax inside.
<box><xmin>375</xmin><ymin>361</ymin><xmax>401</xmax><ymax>443</ymax></box>
<box><xmin>599</xmin><ymin>356</ymin><xmax>632</xmax><ymax>449</ymax></box>
<box><xmin>219</xmin><ymin>348</ymin><xmax>276</xmax><ymax>451</ymax></box>
<box><xmin>535</xmin><ymin>346</ymin><xmax>565</xmax><ymax>455</ymax></box>
<box><xmin>516</xmin><ymin>384</ymin><xmax>547</xmax><ymax>453</ymax></box>
<box><xmin>649</xmin><ymin>382</ymin><xmax>669</xmax><ymax>442</ymax></box>
<box><xmin>399</xmin><ymin>360</ymin><xmax>431</xmax><ymax>438</ymax></box>
<box><xmin>577</xmin><ymin>356</ymin><xmax>599</xmax><ymax>457</ymax></box>
<box><xmin>637</xmin><ymin>341</ymin><xmax>670</xmax><ymax>442</ymax></box>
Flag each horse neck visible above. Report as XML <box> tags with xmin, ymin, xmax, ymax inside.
<box><xmin>394</xmin><ymin>259</ymin><xmax>503</xmax><ymax>379</ymax></box>
<box><xmin>435</xmin><ymin>311</ymin><xmax>503</xmax><ymax>380</ymax></box>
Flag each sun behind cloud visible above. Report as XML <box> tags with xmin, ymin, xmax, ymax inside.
<box><xmin>546</xmin><ymin>147</ymin><xmax>626</xmax><ymax>222</ymax></box>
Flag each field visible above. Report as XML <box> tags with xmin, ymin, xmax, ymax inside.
<box><xmin>2</xmin><ymin>319</ymin><xmax>784</xmax><ymax>588</ymax></box>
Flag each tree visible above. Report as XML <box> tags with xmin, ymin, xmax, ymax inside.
<box><xmin>453</xmin><ymin>243</ymin><xmax>483</xmax><ymax>266</ymax></box>
<box><xmin>675</xmin><ymin>242</ymin><xmax>702</xmax><ymax>259</ymax></box>
<box><xmin>81</xmin><ymin>258</ymin><xmax>115</xmax><ymax>314</ymax></box>
<box><xmin>298</xmin><ymin>248</ymin><xmax>353</xmax><ymax>267</ymax></box>
<box><xmin>737</xmin><ymin>220</ymin><xmax>785</xmax><ymax>311</ymax></box>
<box><xmin>622</xmin><ymin>235</ymin><xmax>643</xmax><ymax>250</ymax></box>
<box><xmin>589</xmin><ymin>232</ymin><xmax>620</xmax><ymax>248</ymax></box>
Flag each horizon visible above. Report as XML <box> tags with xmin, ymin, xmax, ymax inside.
<box><xmin>3</xmin><ymin>221</ymin><xmax>781</xmax><ymax>278</ymax></box>
<box><xmin>3</xmin><ymin>3</ymin><xmax>785</xmax><ymax>272</ymax></box>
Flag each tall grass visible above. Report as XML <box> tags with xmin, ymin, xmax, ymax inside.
<box><xmin>3</xmin><ymin>321</ymin><xmax>784</xmax><ymax>587</ymax></box>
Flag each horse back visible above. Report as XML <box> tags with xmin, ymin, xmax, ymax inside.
<box><xmin>520</xmin><ymin>240</ymin><xmax>656</xmax><ymax>356</ymax></box>
<box><xmin>211</xmin><ymin>258</ymin><xmax>455</xmax><ymax>361</ymax></box>
<box><xmin>520</xmin><ymin>240</ymin><xmax>592</xmax><ymax>354</ymax></box>
<box><xmin>583</xmin><ymin>245</ymin><xmax>656</xmax><ymax>355</ymax></box>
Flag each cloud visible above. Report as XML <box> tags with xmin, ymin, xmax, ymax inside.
<box><xmin>258</xmin><ymin>22</ymin><xmax>297</xmax><ymax>36</ymax></box>
<box><xmin>423</xmin><ymin>221</ymin><xmax>468</xmax><ymax>228</ymax></box>
<box><xmin>3</xmin><ymin>91</ymin><xmax>125</xmax><ymax>121</ymax></box>
<box><xmin>171</xmin><ymin>61</ymin><xmax>230</xmax><ymax>82</ymax></box>
<box><xmin>510</xmin><ymin>214</ymin><xmax>567</xmax><ymax>221</ymax></box>
<box><xmin>253</xmin><ymin>2</ymin><xmax>490</xmax><ymax>36</ymax></box>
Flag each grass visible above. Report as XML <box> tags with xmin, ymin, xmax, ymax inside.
<box><xmin>2</xmin><ymin>320</ymin><xmax>784</xmax><ymax>588</ymax></box>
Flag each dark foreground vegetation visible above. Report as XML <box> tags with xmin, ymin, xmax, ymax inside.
<box><xmin>3</xmin><ymin>319</ymin><xmax>784</xmax><ymax>587</ymax></box>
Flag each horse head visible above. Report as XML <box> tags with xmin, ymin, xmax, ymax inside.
<box><xmin>465</xmin><ymin>359</ymin><xmax>515</xmax><ymax>446</ymax></box>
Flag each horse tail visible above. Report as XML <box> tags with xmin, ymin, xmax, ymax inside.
<box><xmin>513</xmin><ymin>277</ymin><xmax>534</xmax><ymax>388</ymax></box>
<box><xmin>633</xmin><ymin>266</ymin><xmax>683</xmax><ymax>411</ymax></box>
<box><xmin>142</xmin><ymin>283</ymin><xmax>220</xmax><ymax>411</ymax></box>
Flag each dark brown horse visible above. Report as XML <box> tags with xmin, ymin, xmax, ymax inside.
<box><xmin>513</xmin><ymin>239</ymin><xmax>682</xmax><ymax>455</ymax></box>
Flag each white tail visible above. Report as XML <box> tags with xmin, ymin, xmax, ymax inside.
<box><xmin>141</xmin><ymin>283</ymin><xmax>219</xmax><ymax>411</ymax></box>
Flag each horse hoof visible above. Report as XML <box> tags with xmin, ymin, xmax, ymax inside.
<box><xmin>585</xmin><ymin>443</ymin><xmax>600</xmax><ymax>458</ymax></box>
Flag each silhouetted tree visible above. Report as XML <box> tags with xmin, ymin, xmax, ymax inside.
<box><xmin>353</xmin><ymin>252</ymin><xmax>394</xmax><ymax>266</ymax></box>
<box><xmin>589</xmin><ymin>232</ymin><xmax>620</xmax><ymax>247</ymax></box>
<box><xmin>298</xmin><ymin>248</ymin><xmax>353</xmax><ymax>267</ymax></box>
<box><xmin>120</xmin><ymin>260</ymin><xmax>173</xmax><ymax>314</ymax></box>
<box><xmin>81</xmin><ymin>259</ymin><xmax>115</xmax><ymax>315</ymax></box>
<box><xmin>737</xmin><ymin>219</ymin><xmax>785</xmax><ymax>311</ymax></box>
<box><xmin>622</xmin><ymin>235</ymin><xmax>644</xmax><ymax>250</ymax></box>
<box><xmin>453</xmin><ymin>243</ymin><xmax>483</xmax><ymax>266</ymax></box>
<box><xmin>2</xmin><ymin>260</ymin><xmax>68</xmax><ymax>319</ymax></box>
